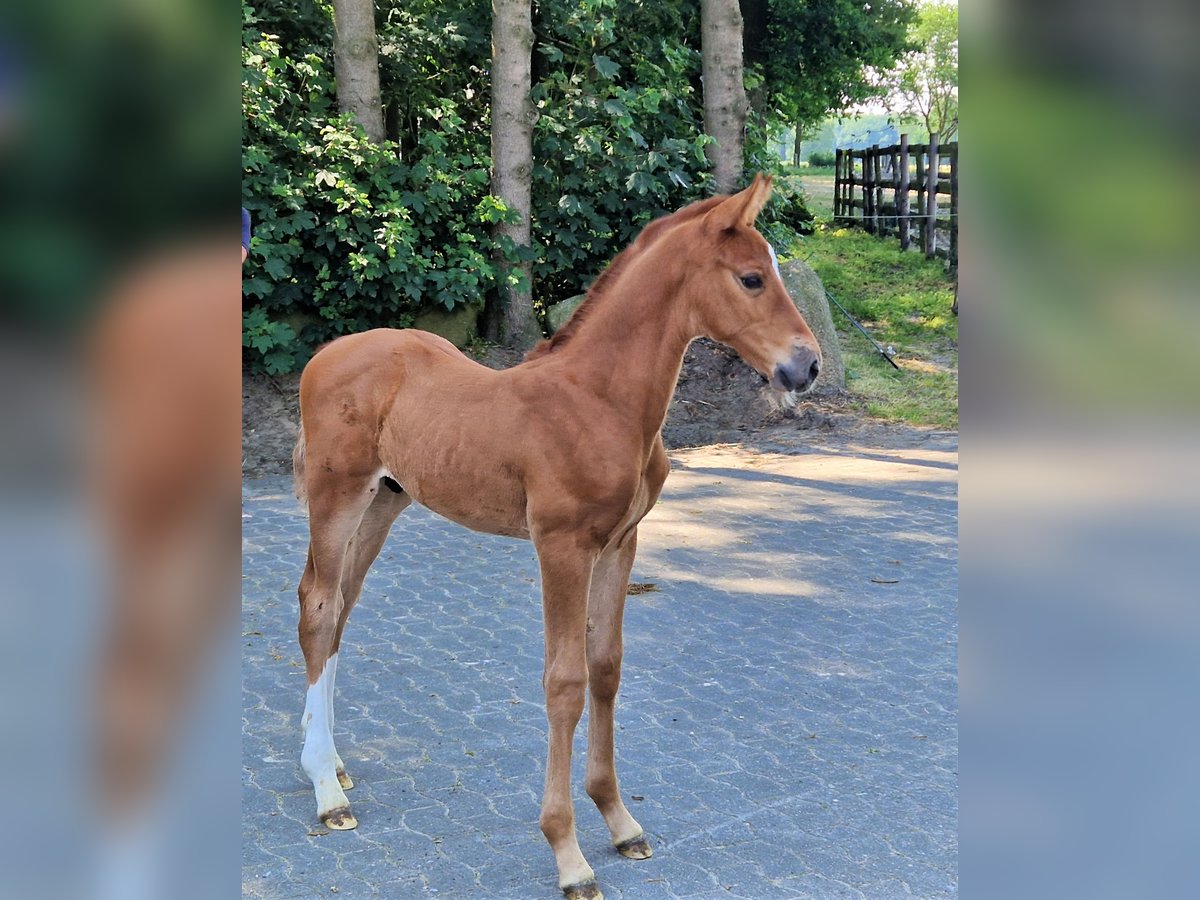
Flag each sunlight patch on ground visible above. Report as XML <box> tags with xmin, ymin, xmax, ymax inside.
<box><xmin>632</xmin><ymin>441</ymin><xmax>958</xmax><ymax>607</ymax></box>
<box><xmin>900</xmin><ymin>357</ymin><xmax>955</xmax><ymax>376</ymax></box>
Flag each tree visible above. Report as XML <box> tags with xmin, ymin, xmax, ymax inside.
<box><xmin>882</xmin><ymin>0</ymin><xmax>958</xmax><ymax>141</ymax></box>
<box><xmin>331</xmin><ymin>0</ymin><xmax>387</xmax><ymax>143</ymax></box>
<box><xmin>740</xmin><ymin>0</ymin><xmax>915</xmax><ymax>145</ymax></box>
<box><xmin>249</xmin><ymin>0</ymin><xmax>856</xmax><ymax>368</ymax></box>
<box><xmin>701</xmin><ymin>0</ymin><xmax>749</xmax><ymax>193</ymax></box>
<box><xmin>491</xmin><ymin>0</ymin><xmax>540</xmax><ymax>348</ymax></box>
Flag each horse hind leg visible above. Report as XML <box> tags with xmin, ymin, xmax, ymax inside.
<box><xmin>297</xmin><ymin>472</ymin><xmax>381</xmax><ymax>830</ymax></box>
<box><xmin>325</xmin><ymin>482</ymin><xmax>411</xmax><ymax>791</ymax></box>
<box><xmin>585</xmin><ymin>529</ymin><xmax>652</xmax><ymax>860</ymax></box>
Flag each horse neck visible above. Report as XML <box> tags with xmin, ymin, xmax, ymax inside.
<box><xmin>552</xmin><ymin>255</ymin><xmax>697</xmax><ymax>443</ymax></box>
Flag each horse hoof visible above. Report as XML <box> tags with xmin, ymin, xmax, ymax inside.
<box><xmin>337</xmin><ymin>770</ymin><xmax>354</xmax><ymax>790</ymax></box>
<box><xmin>321</xmin><ymin>808</ymin><xmax>358</xmax><ymax>830</ymax></box>
<box><xmin>562</xmin><ymin>880</ymin><xmax>603</xmax><ymax>900</ymax></box>
<box><xmin>614</xmin><ymin>834</ymin><xmax>653</xmax><ymax>859</ymax></box>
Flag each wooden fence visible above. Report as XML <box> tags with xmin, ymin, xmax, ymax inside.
<box><xmin>834</xmin><ymin>134</ymin><xmax>958</xmax><ymax>267</ymax></box>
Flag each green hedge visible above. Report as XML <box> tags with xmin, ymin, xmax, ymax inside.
<box><xmin>241</xmin><ymin>1</ymin><xmax>811</xmax><ymax>373</ymax></box>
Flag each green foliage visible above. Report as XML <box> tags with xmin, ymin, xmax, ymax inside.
<box><xmin>243</xmin><ymin>307</ymin><xmax>297</xmax><ymax>375</ymax></box>
<box><xmin>807</xmin><ymin>150</ymin><xmax>836</xmax><ymax>167</ymax></box>
<box><xmin>744</xmin><ymin>0</ymin><xmax>916</xmax><ymax>129</ymax></box>
<box><xmin>529</xmin><ymin>0</ymin><xmax>714</xmax><ymax>304</ymax></box>
<box><xmin>240</xmin><ymin>0</ymin><xmax>910</xmax><ymax>371</ymax></box>
<box><xmin>242</xmin><ymin>2</ymin><xmax>517</xmax><ymax>372</ymax></box>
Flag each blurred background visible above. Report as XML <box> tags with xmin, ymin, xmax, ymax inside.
<box><xmin>0</xmin><ymin>1</ymin><xmax>238</xmax><ymax>898</ymax></box>
<box><xmin>0</xmin><ymin>0</ymin><xmax>1196</xmax><ymax>897</ymax></box>
<box><xmin>965</xmin><ymin>1</ymin><xmax>1200</xmax><ymax>898</ymax></box>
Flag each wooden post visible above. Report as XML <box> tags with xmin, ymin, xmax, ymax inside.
<box><xmin>847</xmin><ymin>151</ymin><xmax>854</xmax><ymax>222</ymax></box>
<box><xmin>843</xmin><ymin>153</ymin><xmax>850</xmax><ymax>223</ymax></box>
<box><xmin>898</xmin><ymin>134</ymin><xmax>911</xmax><ymax>250</ymax></box>
<box><xmin>865</xmin><ymin>144</ymin><xmax>877</xmax><ymax>233</ymax></box>
<box><xmin>889</xmin><ymin>145</ymin><xmax>899</xmax><ymax>235</ymax></box>
<box><xmin>856</xmin><ymin>152</ymin><xmax>864</xmax><ymax>225</ymax></box>
<box><xmin>874</xmin><ymin>147</ymin><xmax>884</xmax><ymax>235</ymax></box>
<box><xmin>924</xmin><ymin>132</ymin><xmax>939</xmax><ymax>258</ymax></box>
<box><xmin>915</xmin><ymin>144</ymin><xmax>926</xmax><ymax>252</ymax></box>
<box><xmin>834</xmin><ymin>148</ymin><xmax>843</xmax><ymax>220</ymax></box>
<box><xmin>863</xmin><ymin>147</ymin><xmax>871</xmax><ymax>231</ymax></box>
<box><xmin>948</xmin><ymin>142</ymin><xmax>958</xmax><ymax>273</ymax></box>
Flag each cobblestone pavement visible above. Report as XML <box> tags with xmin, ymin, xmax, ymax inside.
<box><xmin>243</xmin><ymin>434</ymin><xmax>958</xmax><ymax>899</ymax></box>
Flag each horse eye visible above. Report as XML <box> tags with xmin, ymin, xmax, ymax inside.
<box><xmin>739</xmin><ymin>274</ymin><xmax>763</xmax><ymax>290</ymax></box>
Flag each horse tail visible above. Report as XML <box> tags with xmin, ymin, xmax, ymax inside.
<box><xmin>292</xmin><ymin>419</ymin><xmax>307</xmax><ymax>506</ymax></box>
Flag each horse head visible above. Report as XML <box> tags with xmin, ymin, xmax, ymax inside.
<box><xmin>672</xmin><ymin>174</ymin><xmax>823</xmax><ymax>395</ymax></box>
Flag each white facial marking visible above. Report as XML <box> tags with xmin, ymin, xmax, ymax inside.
<box><xmin>767</xmin><ymin>243</ymin><xmax>781</xmax><ymax>276</ymax></box>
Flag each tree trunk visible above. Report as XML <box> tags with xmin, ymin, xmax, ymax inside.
<box><xmin>331</xmin><ymin>0</ymin><xmax>386</xmax><ymax>144</ymax></box>
<box><xmin>701</xmin><ymin>0</ymin><xmax>748</xmax><ymax>193</ymax></box>
<box><xmin>792</xmin><ymin>123</ymin><xmax>803</xmax><ymax>167</ymax></box>
<box><xmin>491</xmin><ymin>0</ymin><xmax>540</xmax><ymax>349</ymax></box>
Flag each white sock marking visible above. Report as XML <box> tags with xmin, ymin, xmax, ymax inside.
<box><xmin>301</xmin><ymin>659</ymin><xmax>347</xmax><ymax>815</ymax></box>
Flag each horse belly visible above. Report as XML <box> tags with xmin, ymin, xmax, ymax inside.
<box><xmin>379</xmin><ymin>374</ymin><xmax>532</xmax><ymax>538</ymax></box>
<box><xmin>389</xmin><ymin>462</ymin><xmax>530</xmax><ymax>539</ymax></box>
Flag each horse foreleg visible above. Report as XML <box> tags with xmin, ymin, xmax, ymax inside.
<box><xmin>297</xmin><ymin>478</ymin><xmax>376</xmax><ymax>830</ymax></box>
<box><xmin>585</xmin><ymin>529</ymin><xmax>652</xmax><ymax>859</ymax></box>
<box><xmin>535</xmin><ymin>536</ymin><xmax>601</xmax><ymax>899</ymax></box>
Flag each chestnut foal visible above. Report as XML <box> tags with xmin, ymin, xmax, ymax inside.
<box><xmin>292</xmin><ymin>175</ymin><xmax>821</xmax><ymax>898</ymax></box>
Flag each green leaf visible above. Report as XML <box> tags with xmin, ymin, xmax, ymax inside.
<box><xmin>593</xmin><ymin>54</ymin><xmax>620</xmax><ymax>80</ymax></box>
<box><xmin>262</xmin><ymin>256</ymin><xmax>289</xmax><ymax>280</ymax></box>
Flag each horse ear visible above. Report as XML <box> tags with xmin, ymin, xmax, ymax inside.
<box><xmin>704</xmin><ymin>173</ymin><xmax>774</xmax><ymax>233</ymax></box>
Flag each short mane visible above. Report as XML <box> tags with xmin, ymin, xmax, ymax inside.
<box><xmin>524</xmin><ymin>194</ymin><xmax>728</xmax><ymax>361</ymax></box>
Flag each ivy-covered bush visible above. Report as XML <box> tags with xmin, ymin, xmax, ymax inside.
<box><xmin>241</xmin><ymin>0</ymin><xmax>811</xmax><ymax>373</ymax></box>
<box><xmin>242</xmin><ymin>4</ymin><xmax>513</xmax><ymax>373</ymax></box>
<box><xmin>529</xmin><ymin>0</ymin><xmax>713</xmax><ymax>304</ymax></box>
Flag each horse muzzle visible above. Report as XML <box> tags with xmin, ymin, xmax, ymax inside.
<box><xmin>770</xmin><ymin>346</ymin><xmax>821</xmax><ymax>394</ymax></box>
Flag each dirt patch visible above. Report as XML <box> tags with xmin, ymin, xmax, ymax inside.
<box><xmin>243</xmin><ymin>372</ymin><xmax>302</xmax><ymax>478</ymax></box>
<box><xmin>662</xmin><ymin>337</ymin><xmax>844</xmax><ymax>448</ymax></box>
<box><xmin>242</xmin><ymin>338</ymin><xmax>944</xmax><ymax>477</ymax></box>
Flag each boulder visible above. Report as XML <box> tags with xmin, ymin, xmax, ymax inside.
<box><xmin>779</xmin><ymin>259</ymin><xmax>844</xmax><ymax>394</ymax></box>
<box><xmin>546</xmin><ymin>294</ymin><xmax>587</xmax><ymax>334</ymax></box>
<box><xmin>412</xmin><ymin>303</ymin><xmax>481</xmax><ymax>348</ymax></box>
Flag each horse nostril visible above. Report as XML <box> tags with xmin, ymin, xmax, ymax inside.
<box><xmin>809</xmin><ymin>359</ymin><xmax>821</xmax><ymax>382</ymax></box>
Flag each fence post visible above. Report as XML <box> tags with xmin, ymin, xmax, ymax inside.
<box><xmin>924</xmin><ymin>132</ymin><xmax>939</xmax><ymax>258</ymax></box>
<box><xmin>864</xmin><ymin>150</ymin><xmax>873</xmax><ymax>232</ymax></box>
<box><xmin>898</xmin><ymin>134</ymin><xmax>910</xmax><ymax>250</ymax></box>
<box><xmin>948</xmin><ymin>142</ymin><xmax>958</xmax><ymax>273</ymax></box>
<box><xmin>865</xmin><ymin>144</ymin><xmax>878</xmax><ymax>233</ymax></box>
<box><xmin>849</xmin><ymin>151</ymin><xmax>857</xmax><ymax>223</ymax></box>
<box><xmin>915</xmin><ymin>144</ymin><xmax>926</xmax><ymax>251</ymax></box>
<box><xmin>874</xmin><ymin>148</ymin><xmax>885</xmax><ymax>235</ymax></box>
<box><xmin>889</xmin><ymin>145</ymin><xmax>899</xmax><ymax>235</ymax></box>
<box><xmin>834</xmin><ymin>148</ymin><xmax>843</xmax><ymax>220</ymax></box>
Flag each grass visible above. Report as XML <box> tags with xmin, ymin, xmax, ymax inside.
<box><xmin>786</xmin><ymin>222</ymin><xmax>958</xmax><ymax>429</ymax></box>
<box><xmin>793</xmin><ymin>171</ymin><xmax>836</xmax><ymax>220</ymax></box>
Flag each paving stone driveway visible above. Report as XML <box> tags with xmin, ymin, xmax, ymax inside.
<box><xmin>243</xmin><ymin>434</ymin><xmax>958</xmax><ymax>899</ymax></box>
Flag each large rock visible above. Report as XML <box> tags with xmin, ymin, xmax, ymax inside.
<box><xmin>779</xmin><ymin>259</ymin><xmax>844</xmax><ymax>394</ymax></box>
<box><xmin>412</xmin><ymin>302</ymin><xmax>481</xmax><ymax>348</ymax></box>
<box><xmin>546</xmin><ymin>294</ymin><xmax>587</xmax><ymax>334</ymax></box>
